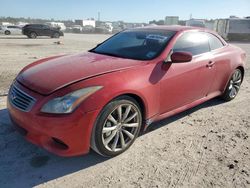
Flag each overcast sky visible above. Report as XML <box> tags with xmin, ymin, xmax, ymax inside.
<box><xmin>0</xmin><ymin>0</ymin><xmax>250</xmax><ymax>22</ymax></box>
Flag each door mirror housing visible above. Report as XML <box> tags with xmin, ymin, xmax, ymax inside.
<box><xmin>170</xmin><ymin>51</ymin><xmax>192</xmax><ymax>63</ymax></box>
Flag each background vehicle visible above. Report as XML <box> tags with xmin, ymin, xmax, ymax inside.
<box><xmin>82</xmin><ymin>25</ymin><xmax>95</xmax><ymax>33</ymax></box>
<box><xmin>22</xmin><ymin>24</ymin><xmax>64</xmax><ymax>38</ymax></box>
<box><xmin>186</xmin><ymin>19</ymin><xmax>206</xmax><ymax>28</ymax></box>
<box><xmin>0</xmin><ymin>25</ymin><xmax>22</xmax><ymax>35</ymax></box>
<box><xmin>45</xmin><ymin>22</ymin><xmax>66</xmax><ymax>31</ymax></box>
<box><xmin>214</xmin><ymin>18</ymin><xmax>250</xmax><ymax>41</ymax></box>
<box><xmin>7</xmin><ymin>26</ymin><xmax>246</xmax><ymax>157</ymax></box>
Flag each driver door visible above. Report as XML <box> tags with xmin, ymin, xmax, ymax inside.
<box><xmin>42</xmin><ymin>25</ymin><xmax>52</xmax><ymax>36</ymax></box>
<box><xmin>159</xmin><ymin>31</ymin><xmax>216</xmax><ymax>114</ymax></box>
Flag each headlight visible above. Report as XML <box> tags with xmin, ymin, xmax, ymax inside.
<box><xmin>41</xmin><ymin>86</ymin><xmax>102</xmax><ymax>114</ymax></box>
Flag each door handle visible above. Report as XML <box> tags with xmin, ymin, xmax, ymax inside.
<box><xmin>206</xmin><ymin>61</ymin><xmax>215</xmax><ymax>67</ymax></box>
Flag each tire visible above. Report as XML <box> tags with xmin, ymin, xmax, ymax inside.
<box><xmin>29</xmin><ymin>32</ymin><xmax>37</xmax><ymax>39</ymax></box>
<box><xmin>91</xmin><ymin>96</ymin><xmax>142</xmax><ymax>157</ymax></box>
<box><xmin>221</xmin><ymin>69</ymin><xmax>242</xmax><ymax>101</ymax></box>
<box><xmin>52</xmin><ymin>32</ymin><xmax>60</xmax><ymax>38</ymax></box>
<box><xmin>5</xmin><ymin>30</ymin><xmax>10</xmax><ymax>35</ymax></box>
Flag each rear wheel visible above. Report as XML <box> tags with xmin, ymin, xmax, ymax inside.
<box><xmin>52</xmin><ymin>32</ymin><xmax>60</xmax><ymax>38</ymax></box>
<box><xmin>29</xmin><ymin>32</ymin><xmax>37</xmax><ymax>39</ymax></box>
<box><xmin>5</xmin><ymin>30</ymin><xmax>10</xmax><ymax>35</ymax></box>
<box><xmin>222</xmin><ymin>69</ymin><xmax>242</xmax><ymax>101</ymax></box>
<box><xmin>91</xmin><ymin>96</ymin><xmax>142</xmax><ymax>157</ymax></box>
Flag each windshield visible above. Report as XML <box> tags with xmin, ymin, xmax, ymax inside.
<box><xmin>90</xmin><ymin>29</ymin><xmax>176</xmax><ymax>60</ymax></box>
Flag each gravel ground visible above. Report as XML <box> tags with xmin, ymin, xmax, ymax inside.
<box><xmin>0</xmin><ymin>34</ymin><xmax>249</xmax><ymax>188</ymax></box>
<box><xmin>0</xmin><ymin>33</ymin><xmax>111</xmax><ymax>95</ymax></box>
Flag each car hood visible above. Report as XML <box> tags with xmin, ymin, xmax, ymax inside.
<box><xmin>17</xmin><ymin>52</ymin><xmax>144</xmax><ymax>95</ymax></box>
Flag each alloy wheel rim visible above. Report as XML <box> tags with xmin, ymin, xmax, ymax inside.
<box><xmin>101</xmin><ymin>104</ymin><xmax>140</xmax><ymax>152</ymax></box>
<box><xmin>229</xmin><ymin>70</ymin><xmax>242</xmax><ymax>98</ymax></box>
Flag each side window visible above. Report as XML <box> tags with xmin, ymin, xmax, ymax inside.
<box><xmin>173</xmin><ymin>32</ymin><xmax>210</xmax><ymax>56</ymax></box>
<box><xmin>8</xmin><ymin>26</ymin><xmax>18</xmax><ymax>29</ymax></box>
<box><xmin>32</xmin><ymin>25</ymin><xmax>39</xmax><ymax>28</ymax></box>
<box><xmin>206</xmin><ymin>33</ymin><xmax>224</xmax><ymax>50</ymax></box>
<box><xmin>42</xmin><ymin>25</ymin><xmax>49</xmax><ymax>29</ymax></box>
<box><xmin>34</xmin><ymin>24</ymin><xmax>43</xmax><ymax>28</ymax></box>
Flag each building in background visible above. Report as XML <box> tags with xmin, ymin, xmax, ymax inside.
<box><xmin>214</xmin><ymin>18</ymin><xmax>250</xmax><ymax>41</ymax></box>
<box><xmin>205</xmin><ymin>20</ymin><xmax>215</xmax><ymax>30</ymax></box>
<box><xmin>1</xmin><ymin>22</ymin><xmax>12</xmax><ymax>26</ymax></box>
<box><xmin>75</xmin><ymin>19</ymin><xmax>96</xmax><ymax>28</ymax></box>
<box><xmin>45</xmin><ymin>22</ymin><xmax>66</xmax><ymax>31</ymax></box>
<box><xmin>165</xmin><ymin>16</ymin><xmax>179</xmax><ymax>25</ymax></box>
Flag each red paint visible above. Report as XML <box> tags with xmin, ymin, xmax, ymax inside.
<box><xmin>171</xmin><ymin>51</ymin><xmax>193</xmax><ymax>63</ymax></box>
<box><xmin>8</xmin><ymin>26</ymin><xmax>246</xmax><ymax>156</ymax></box>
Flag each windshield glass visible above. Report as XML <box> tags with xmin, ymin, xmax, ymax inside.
<box><xmin>90</xmin><ymin>29</ymin><xmax>176</xmax><ymax>60</ymax></box>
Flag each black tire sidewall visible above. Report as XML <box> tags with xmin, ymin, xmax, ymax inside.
<box><xmin>53</xmin><ymin>32</ymin><xmax>60</xmax><ymax>38</ymax></box>
<box><xmin>5</xmin><ymin>30</ymin><xmax>10</xmax><ymax>35</ymax></box>
<box><xmin>93</xmin><ymin>96</ymin><xmax>142</xmax><ymax>157</ymax></box>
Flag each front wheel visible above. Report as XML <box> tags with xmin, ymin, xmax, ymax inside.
<box><xmin>222</xmin><ymin>69</ymin><xmax>242</xmax><ymax>101</ymax></box>
<box><xmin>91</xmin><ymin>96</ymin><xmax>142</xmax><ymax>157</ymax></box>
<box><xmin>52</xmin><ymin>32</ymin><xmax>60</xmax><ymax>38</ymax></box>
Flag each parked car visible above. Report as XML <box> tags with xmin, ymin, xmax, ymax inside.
<box><xmin>22</xmin><ymin>24</ymin><xmax>64</xmax><ymax>38</ymax></box>
<box><xmin>186</xmin><ymin>19</ymin><xmax>205</xmax><ymax>28</ymax></box>
<box><xmin>0</xmin><ymin>25</ymin><xmax>22</xmax><ymax>35</ymax></box>
<box><xmin>82</xmin><ymin>25</ymin><xmax>95</xmax><ymax>33</ymax></box>
<box><xmin>214</xmin><ymin>18</ymin><xmax>250</xmax><ymax>41</ymax></box>
<box><xmin>8</xmin><ymin>26</ymin><xmax>246</xmax><ymax>157</ymax></box>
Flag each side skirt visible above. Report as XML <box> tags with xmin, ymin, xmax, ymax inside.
<box><xmin>144</xmin><ymin>91</ymin><xmax>222</xmax><ymax>131</ymax></box>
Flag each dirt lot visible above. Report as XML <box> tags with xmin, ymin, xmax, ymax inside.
<box><xmin>0</xmin><ymin>34</ymin><xmax>111</xmax><ymax>95</ymax></box>
<box><xmin>0</xmin><ymin>34</ymin><xmax>249</xmax><ymax>188</ymax></box>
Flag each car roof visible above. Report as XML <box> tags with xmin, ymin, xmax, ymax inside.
<box><xmin>2</xmin><ymin>25</ymin><xmax>19</xmax><ymax>27</ymax></box>
<box><xmin>134</xmin><ymin>25</ymin><xmax>211</xmax><ymax>32</ymax></box>
<box><xmin>126</xmin><ymin>25</ymin><xmax>226</xmax><ymax>44</ymax></box>
<box><xmin>25</xmin><ymin>24</ymin><xmax>45</xmax><ymax>26</ymax></box>
<box><xmin>129</xmin><ymin>25</ymin><xmax>223</xmax><ymax>39</ymax></box>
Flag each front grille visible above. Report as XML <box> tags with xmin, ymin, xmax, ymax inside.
<box><xmin>9</xmin><ymin>83</ymin><xmax>36</xmax><ymax>112</ymax></box>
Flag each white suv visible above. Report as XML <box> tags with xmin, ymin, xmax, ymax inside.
<box><xmin>0</xmin><ymin>25</ymin><xmax>22</xmax><ymax>35</ymax></box>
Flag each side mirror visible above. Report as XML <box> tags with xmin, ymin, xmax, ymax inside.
<box><xmin>170</xmin><ymin>51</ymin><xmax>192</xmax><ymax>63</ymax></box>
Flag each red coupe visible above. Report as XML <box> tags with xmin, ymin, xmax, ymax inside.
<box><xmin>7</xmin><ymin>26</ymin><xmax>246</xmax><ymax>157</ymax></box>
